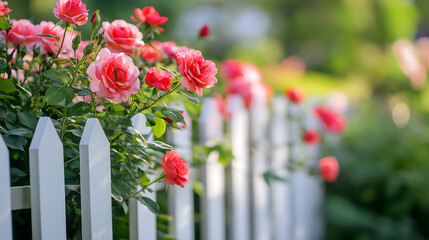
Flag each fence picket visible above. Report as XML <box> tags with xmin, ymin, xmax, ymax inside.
<box><xmin>249</xmin><ymin>96</ymin><xmax>271</xmax><ymax>240</ymax></box>
<box><xmin>29</xmin><ymin>117</ymin><xmax>66</xmax><ymax>240</ymax></box>
<box><xmin>199</xmin><ymin>98</ymin><xmax>226</xmax><ymax>240</ymax></box>
<box><xmin>270</xmin><ymin>96</ymin><xmax>292</xmax><ymax>240</ymax></box>
<box><xmin>80</xmin><ymin>118</ymin><xmax>112</xmax><ymax>240</ymax></box>
<box><xmin>0</xmin><ymin>135</ymin><xmax>12</xmax><ymax>240</ymax></box>
<box><xmin>225</xmin><ymin>95</ymin><xmax>251</xmax><ymax>240</ymax></box>
<box><xmin>167</xmin><ymin>101</ymin><xmax>194</xmax><ymax>240</ymax></box>
<box><xmin>129</xmin><ymin>113</ymin><xmax>157</xmax><ymax>240</ymax></box>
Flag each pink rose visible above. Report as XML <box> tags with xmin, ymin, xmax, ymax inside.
<box><xmin>0</xmin><ymin>1</ymin><xmax>11</xmax><ymax>17</ymax></box>
<box><xmin>159</xmin><ymin>41</ymin><xmax>189</xmax><ymax>61</ymax></box>
<box><xmin>101</xmin><ymin>20</ymin><xmax>144</xmax><ymax>55</ymax></box>
<box><xmin>87</xmin><ymin>48</ymin><xmax>140</xmax><ymax>103</ymax></box>
<box><xmin>145</xmin><ymin>67</ymin><xmax>173</xmax><ymax>91</ymax></box>
<box><xmin>5</xmin><ymin>19</ymin><xmax>37</xmax><ymax>46</ymax></box>
<box><xmin>221</xmin><ymin>60</ymin><xmax>262</xmax><ymax>83</ymax></box>
<box><xmin>161</xmin><ymin>150</ymin><xmax>190</xmax><ymax>188</ymax></box>
<box><xmin>176</xmin><ymin>49</ymin><xmax>218</xmax><ymax>96</ymax></box>
<box><xmin>34</xmin><ymin>21</ymin><xmax>64</xmax><ymax>55</ymax></box>
<box><xmin>53</xmin><ymin>0</ymin><xmax>89</xmax><ymax>26</ymax></box>
<box><xmin>393</xmin><ymin>40</ymin><xmax>426</xmax><ymax>89</ymax></box>
<box><xmin>285</xmin><ymin>86</ymin><xmax>305</xmax><ymax>104</ymax></box>
<box><xmin>319</xmin><ymin>156</ymin><xmax>339</xmax><ymax>182</ymax></box>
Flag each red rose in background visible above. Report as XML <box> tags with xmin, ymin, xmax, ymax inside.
<box><xmin>285</xmin><ymin>86</ymin><xmax>305</xmax><ymax>104</ymax></box>
<box><xmin>145</xmin><ymin>67</ymin><xmax>173</xmax><ymax>91</ymax></box>
<box><xmin>199</xmin><ymin>24</ymin><xmax>210</xmax><ymax>38</ymax></box>
<box><xmin>0</xmin><ymin>1</ymin><xmax>11</xmax><ymax>17</ymax></box>
<box><xmin>101</xmin><ymin>20</ymin><xmax>144</xmax><ymax>55</ymax></box>
<box><xmin>314</xmin><ymin>106</ymin><xmax>346</xmax><ymax>134</ymax></box>
<box><xmin>53</xmin><ymin>0</ymin><xmax>89</xmax><ymax>26</ymax></box>
<box><xmin>34</xmin><ymin>21</ymin><xmax>64</xmax><ymax>55</ymax></box>
<box><xmin>221</xmin><ymin>60</ymin><xmax>262</xmax><ymax>83</ymax></box>
<box><xmin>177</xmin><ymin>49</ymin><xmax>218</xmax><ymax>96</ymax></box>
<box><xmin>139</xmin><ymin>43</ymin><xmax>163</xmax><ymax>64</ymax></box>
<box><xmin>319</xmin><ymin>156</ymin><xmax>339</xmax><ymax>182</ymax></box>
<box><xmin>131</xmin><ymin>6</ymin><xmax>168</xmax><ymax>31</ymax></box>
<box><xmin>303</xmin><ymin>129</ymin><xmax>321</xmax><ymax>145</ymax></box>
<box><xmin>5</xmin><ymin>19</ymin><xmax>37</xmax><ymax>46</ymax></box>
<box><xmin>161</xmin><ymin>150</ymin><xmax>190</xmax><ymax>188</ymax></box>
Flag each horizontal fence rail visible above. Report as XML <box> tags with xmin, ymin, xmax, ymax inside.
<box><xmin>0</xmin><ymin>95</ymin><xmax>323</xmax><ymax>240</ymax></box>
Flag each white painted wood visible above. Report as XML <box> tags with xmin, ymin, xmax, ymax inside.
<box><xmin>199</xmin><ymin>98</ymin><xmax>226</xmax><ymax>240</ymax></box>
<box><xmin>270</xmin><ymin>96</ymin><xmax>292</xmax><ymax>240</ymax></box>
<box><xmin>249</xmin><ymin>95</ymin><xmax>271</xmax><ymax>240</ymax></box>
<box><xmin>290</xmin><ymin>100</ymin><xmax>324</xmax><ymax>240</ymax></box>
<box><xmin>0</xmin><ymin>135</ymin><xmax>12</xmax><ymax>240</ymax></box>
<box><xmin>29</xmin><ymin>117</ymin><xmax>67</xmax><ymax>240</ymax></box>
<box><xmin>80</xmin><ymin>118</ymin><xmax>112</xmax><ymax>240</ymax></box>
<box><xmin>129</xmin><ymin>113</ymin><xmax>157</xmax><ymax>240</ymax></box>
<box><xmin>166</xmin><ymin>101</ymin><xmax>194</xmax><ymax>240</ymax></box>
<box><xmin>225</xmin><ymin>95</ymin><xmax>250</xmax><ymax>240</ymax></box>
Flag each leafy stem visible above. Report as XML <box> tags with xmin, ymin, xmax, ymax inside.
<box><xmin>124</xmin><ymin>172</ymin><xmax>166</xmax><ymax>201</ymax></box>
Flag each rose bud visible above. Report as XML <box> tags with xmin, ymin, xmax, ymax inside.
<box><xmin>285</xmin><ymin>86</ymin><xmax>305</xmax><ymax>104</ymax></box>
<box><xmin>199</xmin><ymin>24</ymin><xmax>210</xmax><ymax>38</ymax></box>
<box><xmin>319</xmin><ymin>156</ymin><xmax>339</xmax><ymax>182</ymax></box>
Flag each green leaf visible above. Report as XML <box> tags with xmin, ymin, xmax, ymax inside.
<box><xmin>17</xmin><ymin>112</ymin><xmax>37</xmax><ymax>130</ymax></box>
<box><xmin>152</xmin><ymin>117</ymin><xmax>166</xmax><ymax>138</ymax></box>
<box><xmin>37</xmin><ymin>34</ymin><xmax>60</xmax><ymax>41</ymax></box>
<box><xmin>159</xmin><ymin>67</ymin><xmax>178</xmax><ymax>76</ymax></box>
<box><xmin>148</xmin><ymin>141</ymin><xmax>172</xmax><ymax>152</ymax></box>
<box><xmin>0</xmin><ymin>78</ymin><xmax>17</xmax><ymax>93</ymax></box>
<box><xmin>45</xmin><ymin>86</ymin><xmax>74</xmax><ymax>105</ymax></box>
<box><xmin>7</xmin><ymin>128</ymin><xmax>32</xmax><ymax>136</ymax></box>
<box><xmin>41</xmin><ymin>70</ymin><xmax>68</xmax><ymax>84</ymax></box>
<box><xmin>78</xmin><ymin>90</ymin><xmax>92</xmax><ymax>96</ymax></box>
<box><xmin>69</xmin><ymin>101</ymin><xmax>91</xmax><ymax>116</ymax></box>
<box><xmin>144</xmin><ymin>113</ymin><xmax>156</xmax><ymax>125</ymax></box>
<box><xmin>136</xmin><ymin>196</ymin><xmax>159</xmax><ymax>215</ymax></box>
<box><xmin>192</xmin><ymin>181</ymin><xmax>204</xmax><ymax>197</ymax></box>
<box><xmin>72</xmin><ymin>33</ymin><xmax>81</xmax><ymax>52</ymax></box>
<box><xmin>0</xmin><ymin>17</ymin><xmax>11</xmax><ymax>30</ymax></box>
<box><xmin>263</xmin><ymin>171</ymin><xmax>288</xmax><ymax>185</ymax></box>
<box><xmin>2</xmin><ymin>135</ymin><xmax>26</xmax><ymax>151</ymax></box>
<box><xmin>161</xmin><ymin>109</ymin><xmax>185</xmax><ymax>123</ymax></box>
<box><xmin>10</xmin><ymin>168</ymin><xmax>27</xmax><ymax>183</ymax></box>
<box><xmin>139</xmin><ymin>171</ymin><xmax>151</xmax><ymax>186</ymax></box>
<box><xmin>179</xmin><ymin>91</ymin><xmax>199</xmax><ymax>106</ymax></box>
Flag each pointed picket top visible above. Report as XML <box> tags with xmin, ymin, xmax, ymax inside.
<box><xmin>29</xmin><ymin>117</ymin><xmax>66</xmax><ymax>240</ymax></box>
<box><xmin>199</xmin><ymin>97</ymin><xmax>223</xmax><ymax>147</ymax></box>
<box><xmin>167</xmin><ymin>100</ymin><xmax>192</xmax><ymax>148</ymax></box>
<box><xmin>131</xmin><ymin>113</ymin><xmax>152</xmax><ymax>135</ymax></box>
<box><xmin>0</xmin><ymin>135</ymin><xmax>12</xmax><ymax>240</ymax></box>
<box><xmin>80</xmin><ymin>118</ymin><xmax>112</xmax><ymax>240</ymax></box>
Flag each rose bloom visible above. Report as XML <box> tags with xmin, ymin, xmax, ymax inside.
<box><xmin>220</xmin><ymin>60</ymin><xmax>262</xmax><ymax>83</ymax></box>
<box><xmin>177</xmin><ymin>49</ymin><xmax>218</xmax><ymax>96</ymax></box>
<box><xmin>161</xmin><ymin>150</ymin><xmax>190</xmax><ymax>188</ymax></box>
<box><xmin>319</xmin><ymin>156</ymin><xmax>339</xmax><ymax>182</ymax></box>
<box><xmin>131</xmin><ymin>6</ymin><xmax>168</xmax><ymax>27</ymax></box>
<box><xmin>285</xmin><ymin>86</ymin><xmax>305</xmax><ymax>104</ymax></box>
<box><xmin>34</xmin><ymin>21</ymin><xmax>64</xmax><ymax>55</ymax></box>
<box><xmin>302</xmin><ymin>129</ymin><xmax>321</xmax><ymax>145</ymax></box>
<box><xmin>199</xmin><ymin>24</ymin><xmax>210</xmax><ymax>38</ymax></box>
<box><xmin>101</xmin><ymin>20</ymin><xmax>144</xmax><ymax>55</ymax></box>
<box><xmin>159</xmin><ymin>41</ymin><xmax>189</xmax><ymax>61</ymax></box>
<box><xmin>144</xmin><ymin>67</ymin><xmax>173</xmax><ymax>91</ymax></box>
<box><xmin>87</xmin><ymin>48</ymin><xmax>140</xmax><ymax>103</ymax></box>
<box><xmin>0</xmin><ymin>1</ymin><xmax>11</xmax><ymax>17</ymax></box>
<box><xmin>314</xmin><ymin>106</ymin><xmax>346</xmax><ymax>134</ymax></box>
<box><xmin>53</xmin><ymin>0</ymin><xmax>89</xmax><ymax>26</ymax></box>
<box><xmin>139</xmin><ymin>43</ymin><xmax>163</xmax><ymax>64</ymax></box>
<box><xmin>393</xmin><ymin>39</ymin><xmax>426</xmax><ymax>89</ymax></box>
<box><xmin>3</xmin><ymin>19</ymin><xmax>37</xmax><ymax>49</ymax></box>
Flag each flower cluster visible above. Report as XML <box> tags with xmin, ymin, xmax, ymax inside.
<box><xmin>0</xmin><ymin>0</ymin><xmax>219</xmax><ymax>207</ymax></box>
<box><xmin>284</xmin><ymin>86</ymin><xmax>346</xmax><ymax>182</ymax></box>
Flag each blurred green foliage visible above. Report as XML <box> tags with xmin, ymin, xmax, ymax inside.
<box><xmin>7</xmin><ymin>0</ymin><xmax>429</xmax><ymax>239</ymax></box>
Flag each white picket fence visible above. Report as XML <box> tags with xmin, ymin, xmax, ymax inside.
<box><xmin>0</xmin><ymin>95</ymin><xmax>323</xmax><ymax>240</ymax></box>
